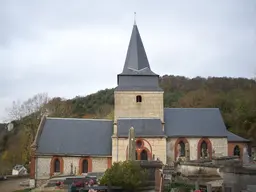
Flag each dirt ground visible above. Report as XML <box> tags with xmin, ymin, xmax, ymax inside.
<box><xmin>0</xmin><ymin>178</ymin><xmax>28</xmax><ymax>192</ymax></box>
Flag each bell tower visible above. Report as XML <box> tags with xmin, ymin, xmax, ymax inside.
<box><xmin>113</xmin><ymin>23</ymin><xmax>164</xmax><ymax>135</ymax></box>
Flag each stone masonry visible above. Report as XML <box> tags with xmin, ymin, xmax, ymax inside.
<box><xmin>112</xmin><ymin>137</ymin><xmax>166</xmax><ymax>164</ymax></box>
<box><xmin>35</xmin><ymin>156</ymin><xmax>109</xmax><ymax>180</ymax></box>
<box><xmin>167</xmin><ymin>138</ymin><xmax>228</xmax><ymax>163</ymax></box>
<box><xmin>113</xmin><ymin>91</ymin><xmax>164</xmax><ymax>134</ymax></box>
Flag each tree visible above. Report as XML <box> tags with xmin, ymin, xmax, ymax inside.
<box><xmin>45</xmin><ymin>97</ymin><xmax>73</xmax><ymax>118</ymax></box>
<box><xmin>7</xmin><ymin>93</ymin><xmax>49</xmax><ymax>140</ymax></box>
<box><xmin>6</xmin><ymin>93</ymin><xmax>50</xmax><ymax>164</ymax></box>
<box><xmin>95</xmin><ymin>104</ymin><xmax>113</xmax><ymax>119</ymax></box>
<box><xmin>99</xmin><ymin>161</ymin><xmax>148</xmax><ymax>191</ymax></box>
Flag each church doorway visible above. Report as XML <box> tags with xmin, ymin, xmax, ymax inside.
<box><xmin>126</xmin><ymin>139</ymin><xmax>152</xmax><ymax>160</ymax></box>
<box><xmin>140</xmin><ymin>150</ymin><xmax>148</xmax><ymax>160</ymax></box>
<box><xmin>233</xmin><ymin>145</ymin><xmax>240</xmax><ymax>157</ymax></box>
<box><xmin>54</xmin><ymin>159</ymin><xmax>60</xmax><ymax>173</ymax></box>
<box><xmin>82</xmin><ymin>159</ymin><xmax>89</xmax><ymax>173</ymax></box>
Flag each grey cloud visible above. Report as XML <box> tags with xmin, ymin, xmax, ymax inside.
<box><xmin>0</xmin><ymin>0</ymin><xmax>256</xmax><ymax>121</ymax></box>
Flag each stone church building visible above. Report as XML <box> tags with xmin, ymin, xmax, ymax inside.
<box><xmin>30</xmin><ymin>23</ymin><xmax>249</xmax><ymax>186</ymax></box>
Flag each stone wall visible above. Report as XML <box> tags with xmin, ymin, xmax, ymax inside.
<box><xmin>112</xmin><ymin>137</ymin><xmax>166</xmax><ymax>164</ymax></box>
<box><xmin>167</xmin><ymin>137</ymin><xmax>228</xmax><ymax>163</ymax></box>
<box><xmin>35</xmin><ymin>156</ymin><xmax>109</xmax><ymax>180</ymax></box>
<box><xmin>177</xmin><ymin>164</ymin><xmax>219</xmax><ymax>177</ymax></box>
<box><xmin>210</xmin><ymin>138</ymin><xmax>228</xmax><ymax>157</ymax></box>
<box><xmin>220</xmin><ymin>166</ymin><xmax>256</xmax><ymax>192</ymax></box>
<box><xmin>113</xmin><ymin>91</ymin><xmax>164</xmax><ymax>134</ymax></box>
<box><xmin>36</xmin><ymin>157</ymin><xmax>51</xmax><ymax>179</ymax></box>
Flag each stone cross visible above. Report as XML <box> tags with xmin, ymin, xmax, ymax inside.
<box><xmin>185</xmin><ymin>143</ymin><xmax>190</xmax><ymax>161</ymax></box>
<box><xmin>177</xmin><ymin>144</ymin><xmax>181</xmax><ymax>159</ymax></box>
<box><xmin>212</xmin><ymin>149</ymin><xmax>215</xmax><ymax>158</ymax></box>
<box><xmin>242</xmin><ymin>147</ymin><xmax>249</xmax><ymax>164</ymax></box>
<box><xmin>202</xmin><ymin>149</ymin><xmax>205</xmax><ymax>159</ymax></box>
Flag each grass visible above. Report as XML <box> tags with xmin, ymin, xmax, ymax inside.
<box><xmin>12</xmin><ymin>189</ymin><xmax>31</xmax><ymax>192</ymax></box>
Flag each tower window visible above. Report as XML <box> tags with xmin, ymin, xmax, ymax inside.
<box><xmin>136</xmin><ymin>95</ymin><xmax>142</xmax><ymax>103</ymax></box>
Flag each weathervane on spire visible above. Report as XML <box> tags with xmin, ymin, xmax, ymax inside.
<box><xmin>134</xmin><ymin>12</ymin><xmax>136</xmax><ymax>25</ymax></box>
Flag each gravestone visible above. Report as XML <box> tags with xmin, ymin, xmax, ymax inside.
<box><xmin>163</xmin><ymin>165</ymin><xmax>175</xmax><ymax>188</ymax></box>
<box><xmin>212</xmin><ymin>149</ymin><xmax>216</xmax><ymax>158</ymax></box>
<box><xmin>139</xmin><ymin>160</ymin><xmax>163</xmax><ymax>191</ymax></box>
<box><xmin>177</xmin><ymin>144</ymin><xmax>181</xmax><ymax>159</ymax></box>
<box><xmin>243</xmin><ymin>147</ymin><xmax>249</xmax><ymax>164</ymax></box>
<box><xmin>185</xmin><ymin>143</ymin><xmax>190</xmax><ymax>161</ymax></box>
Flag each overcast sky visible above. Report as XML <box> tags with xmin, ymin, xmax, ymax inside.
<box><xmin>0</xmin><ymin>0</ymin><xmax>255</xmax><ymax>122</ymax></box>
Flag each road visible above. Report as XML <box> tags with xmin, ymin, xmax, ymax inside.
<box><xmin>0</xmin><ymin>178</ymin><xmax>28</xmax><ymax>192</ymax></box>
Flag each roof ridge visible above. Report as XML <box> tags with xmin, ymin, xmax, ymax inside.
<box><xmin>164</xmin><ymin>108</ymin><xmax>219</xmax><ymax>110</ymax></box>
<box><xmin>118</xmin><ymin>117</ymin><xmax>161</xmax><ymax>120</ymax></box>
<box><xmin>46</xmin><ymin>117</ymin><xmax>113</xmax><ymax>121</ymax></box>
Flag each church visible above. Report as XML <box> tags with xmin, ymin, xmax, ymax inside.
<box><xmin>30</xmin><ymin>23</ymin><xmax>249</xmax><ymax>187</ymax></box>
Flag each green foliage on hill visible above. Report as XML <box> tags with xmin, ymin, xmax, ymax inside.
<box><xmin>0</xmin><ymin>75</ymin><xmax>256</xmax><ymax>174</ymax></box>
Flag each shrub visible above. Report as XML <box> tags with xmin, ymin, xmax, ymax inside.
<box><xmin>99</xmin><ymin>161</ymin><xmax>148</xmax><ymax>191</ymax></box>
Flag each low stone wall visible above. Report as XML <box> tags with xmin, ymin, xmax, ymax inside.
<box><xmin>35</xmin><ymin>179</ymin><xmax>49</xmax><ymax>188</ymax></box>
<box><xmin>5</xmin><ymin>174</ymin><xmax>29</xmax><ymax>180</ymax></box>
<box><xmin>177</xmin><ymin>164</ymin><xmax>219</xmax><ymax>177</ymax></box>
<box><xmin>220</xmin><ymin>165</ymin><xmax>256</xmax><ymax>192</ymax></box>
<box><xmin>212</xmin><ymin>156</ymin><xmax>241</xmax><ymax>166</ymax></box>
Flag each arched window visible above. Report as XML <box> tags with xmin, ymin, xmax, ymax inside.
<box><xmin>136</xmin><ymin>140</ymin><xmax>143</xmax><ymax>148</ymax></box>
<box><xmin>233</xmin><ymin>145</ymin><xmax>240</xmax><ymax>157</ymax></box>
<box><xmin>179</xmin><ymin>141</ymin><xmax>185</xmax><ymax>157</ymax></box>
<box><xmin>141</xmin><ymin>150</ymin><xmax>148</xmax><ymax>160</ymax></box>
<box><xmin>82</xmin><ymin>159</ymin><xmax>88</xmax><ymax>173</ymax></box>
<box><xmin>54</xmin><ymin>159</ymin><xmax>60</xmax><ymax>173</ymax></box>
<box><xmin>200</xmin><ymin>141</ymin><xmax>208</xmax><ymax>158</ymax></box>
<box><xmin>126</xmin><ymin>139</ymin><xmax>152</xmax><ymax>161</ymax></box>
<box><xmin>136</xmin><ymin>95</ymin><xmax>142</xmax><ymax>103</ymax></box>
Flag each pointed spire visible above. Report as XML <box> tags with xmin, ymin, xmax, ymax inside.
<box><xmin>134</xmin><ymin>12</ymin><xmax>136</xmax><ymax>25</ymax></box>
<box><xmin>115</xmin><ymin>21</ymin><xmax>162</xmax><ymax>92</ymax></box>
<box><xmin>121</xmin><ymin>22</ymin><xmax>157</xmax><ymax>75</ymax></box>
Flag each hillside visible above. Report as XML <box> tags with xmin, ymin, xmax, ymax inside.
<box><xmin>0</xmin><ymin>75</ymin><xmax>256</xmax><ymax>173</ymax></box>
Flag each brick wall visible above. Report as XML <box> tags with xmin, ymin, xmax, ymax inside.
<box><xmin>228</xmin><ymin>142</ymin><xmax>247</xmax><ymax>157</ymax></box>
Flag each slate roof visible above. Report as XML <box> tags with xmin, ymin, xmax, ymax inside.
<box><xmin>116</xmin><ymin>24</ymin><xmax>162</xmax><ymax>92</ymax></box>
<box><xmin>164</xmin><ymin>108</ymin><xmax>228</xmax><ymax>137</ymax></box>
<box><xmin>36</xmin><ymin>117</ymin><xmax>113</xmax><ymax>156</ymax></box>
<box><xmin>164</xmin><ymin>108</ymin><xmax>249</xmax><ymax>142</ymax></box>
<box><xmin>117</xmin><ymin>118</ymin><xmax>165</xmax><ymax>137</ymax></box>
<box><xmin>121</xmin><ymin>24</ymin><xmax>157</xmax><ymax>76</ymax></box>
<box><xmin>226</xmin><ymin>131</ymin><xmax>249</xmax><ymax>142</ymax></box>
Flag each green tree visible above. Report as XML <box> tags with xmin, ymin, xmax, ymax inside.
<box><xmin>99</xmin><ymin>161</ymin><xmax>148</xmax><ymax>191</ymax></box>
